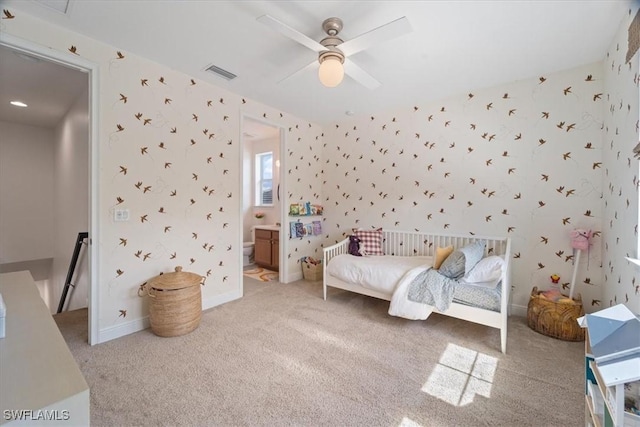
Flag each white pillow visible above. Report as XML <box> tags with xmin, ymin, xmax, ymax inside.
<box><xmin>459</xmin><ymin>277</ymin><xmax>502</xmax><ymax>289</ymax></box>
<box><xmin>461</xmin><ymin>255</ymin><xmax>504</xmax><ymax>284</ymax></box>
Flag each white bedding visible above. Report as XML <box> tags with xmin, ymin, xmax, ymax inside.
<box><xmin>326</xmin><ymin>254</ymin><xmax>432</xmax><ymax>294</ymax></box>
<box><xmin>389</xmin><ymin>265</ymin><xmax>434</xmax><ymax>320</ymax></box>
<box><xmin>327</xmin><ymin>253</ymin><xmax>503</xmax><ymax>321</ymax></box>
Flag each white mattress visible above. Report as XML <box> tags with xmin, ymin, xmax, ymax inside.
<box><xmin>326</xmin><ymin>254</ymin><xmax>432</xmax><ymax>294</ymax></box>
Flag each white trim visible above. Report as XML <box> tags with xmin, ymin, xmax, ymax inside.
<box><xmin>0</xmin><ymin>33</ymin><xmax>101</xmax><ymax>345</ymax></box>
<box><xmin>98</xmin><ymin>316</ymin><xmax>150</xmax><ymax>344</ymax></box>
<box><xmin>202</xmin><ymin>288</ymin><xmax>242</xmax><ymax>310</ymax></box>
<box><xmin>510</xmin><ymin>303</ymin><xmax>528</xmax><ymax>317</ymax></box>
<box><xmin>278</xmin><ymin>125</ymin><xmax>287</xmax><ymax>283</ymax></box>
<box><xmin>98</xmin><ymin>289</ymin><xmax>242</xmax><ymax>343</ymax></box>
<box><xmin>88</xmin><ymin>62</ymin><xmax>100</xmax><ymax>345</ymax></box>
<box><xmin>288</xmin><ymin>271</ymin><xmax>304</xmax><ymax>283</ymax></box>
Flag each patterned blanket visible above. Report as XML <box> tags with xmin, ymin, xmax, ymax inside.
<box><xmin>406</xmin><ymin>268</ymin><xmax>456</xmax><ymax>312</ymax></box>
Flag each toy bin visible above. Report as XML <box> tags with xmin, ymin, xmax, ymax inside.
<box><xmin>527</xmin><ymin>286</ymin><xmax>585</xmax><ymax>341</ymax></box>
<box><xmin>301</xmin><ymin>257</ymin><xmax>323</xmax><ymax>282</ymax></box>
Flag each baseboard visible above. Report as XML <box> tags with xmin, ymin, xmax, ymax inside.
<box><xmin>286</xmin><ymin>271</ymin><xmax>303</xmax><ymax>283</ymax></box>
<box><xmin>510</xmin><ymin>303</ymin><xmax>527</xmax><ymax>317</ymax></box>
<box><xmin>98</xmin><ymin>316</ymin><xmax>150</xmax><ymax>344</ymax></box>
<box><xmin>202</xmin><ymin>289</ymin><xmax>242</xmax><ymax>310</ymax></box>
<box><xmin>97</xmin><ymin>289</ymin><xmax>242</xmax><ymax>344</ymax></box>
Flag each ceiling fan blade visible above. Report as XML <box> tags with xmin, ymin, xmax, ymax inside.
<box><xmin>339</xmin><ymin>16</ymin><xmax>412</xmax><ymax>57</ymax></box>
<box><xmin>257</xmin><ymin>15</ymin><xmax>325</xmax><ymax>53</ymax></box>
<box><xmin>276</xmin><ymin>59</ymin><xmax>318</xmax><ymax>84</ymax></box>
<box><xmin>343</xmin><ymin>59</ymin><xmax>381</xmax><ymax>90</ymax></box>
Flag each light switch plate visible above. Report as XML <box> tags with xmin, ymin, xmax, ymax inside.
<box><xmin>114</xmin><ymin>209</ymin><xmax>130</xmax><ymax>222</ymax></box>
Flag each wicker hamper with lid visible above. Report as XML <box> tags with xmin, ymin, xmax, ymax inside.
<box><xmin>144</xmin><ymin>266</ymin><xmax>205</xmax><ymax>337</ymax></box>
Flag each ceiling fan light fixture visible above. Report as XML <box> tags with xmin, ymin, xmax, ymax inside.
<box><xmin>318</xmin><ymin>52</ymin><xmax>344</xmax><ymax>88</ymax></box>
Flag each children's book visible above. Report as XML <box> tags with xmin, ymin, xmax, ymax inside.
<box><xmin>312</xmin><ymin>220</ymin><xmax>322</xmax><ymax>235</ymax></box>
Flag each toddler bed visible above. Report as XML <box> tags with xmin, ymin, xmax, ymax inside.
<box><xmin>322</xmin><ymin>229</ymin><xmax>512</xmax><ymax>353</ymax></box>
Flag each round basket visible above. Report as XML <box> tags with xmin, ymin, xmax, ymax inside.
<box><xmin>527</xmin><ymin>286</ymin><xmax>585</xmax><ymax>341</ymax></box>
<box><xmin>144</xmin><ymin>266</ymin><xmax>204</xmax><ymax>337</ymax></box>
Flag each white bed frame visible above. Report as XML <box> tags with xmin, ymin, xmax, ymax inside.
<box><xmin>323</xmin><ymin>230</ymin><xmax>512</xmax><ymax>353</ymax></box>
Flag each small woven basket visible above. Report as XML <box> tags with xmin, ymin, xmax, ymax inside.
<box><xmin>527</xmin><ymin>286</ymin><xmax>585</xmax><ymax>341</ymax></box>
<box><xmin>144</xmin><ymin>266</ymin><xmax>204</xmax><ymax>337</ymax></box>
<box><xmin>302</xmin><ymin>261</ymin><xmax>322</xmax><ymax>281</ymax></box>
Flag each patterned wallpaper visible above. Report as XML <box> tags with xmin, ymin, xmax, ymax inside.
<box><xmin>602</xmin><ymin>6</ymin><xmax>640</xmax><ymax>314</ymax></box>
<box><xmin>1</xmin><ymin>10</ymin><xmax>324</xmax><ymax>340</ymax></box>
<box><xmin>322</xmin><ymin>62</ymin><xmax>605</xmax><ymax>313</ymax></box>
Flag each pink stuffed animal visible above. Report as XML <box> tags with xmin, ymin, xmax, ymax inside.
<box><xmin>570</xmin><ymin>229</ymin><xmax>592</xmax><ymax>251</ymax></box>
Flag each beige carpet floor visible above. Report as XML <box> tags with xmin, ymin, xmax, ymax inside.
<box><xmin>54</xmin><ymin>278</ymin><xmax>586</xmax><ymax>427</ymax></box>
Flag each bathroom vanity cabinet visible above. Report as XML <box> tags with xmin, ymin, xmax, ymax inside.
<box><xmin>254</xmin><ymin>227</ymin><xmax>279</xmax><ymax>271</ymax></box>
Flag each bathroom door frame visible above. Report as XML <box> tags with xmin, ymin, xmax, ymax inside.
<box><xmin>239</xmin><ymin>113</ymin><xmax>287</xmax><ymax>286</ymax></box>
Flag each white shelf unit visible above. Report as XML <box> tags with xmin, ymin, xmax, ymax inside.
<box><xmin>582</xmin><ymin>304</ymin><xmax>640</xmax><ymax>427</ymax></box>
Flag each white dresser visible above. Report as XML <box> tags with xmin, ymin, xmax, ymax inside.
<box><xmin>0</xmin><ymin>271</ymin><xmax>89</xmax><ymax>426</ymax></box>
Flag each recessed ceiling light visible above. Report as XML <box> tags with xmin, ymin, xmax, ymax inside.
<box><xmin>10</xmin><ymin>101</ymin><xmax>28</xmax><ymax>108</ymax></box>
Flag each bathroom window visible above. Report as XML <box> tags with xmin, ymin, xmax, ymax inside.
<box><xmin>255</xmin><ymin>151</ymin><xmax>273</xmax><ymax>206</ymax></box>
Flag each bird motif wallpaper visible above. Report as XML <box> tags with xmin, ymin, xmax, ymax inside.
<box><xmin>322</xmin><ymin>62</ymin><xmax>606</xmax><ymax>313</ymax></box>
<box><xmin>2</xmin><ymin>5</ymin><xmax>638</xmax><ymax>341</ymax></box>
<box><xmin>1</xmin><ymin>11</ymin><xmax>324</xmax><ymax>339</ymax></box>
<box><xmin>601</xmin><ymin>6</ymin><xmax>640</xmax><ymax>314</ymax></box>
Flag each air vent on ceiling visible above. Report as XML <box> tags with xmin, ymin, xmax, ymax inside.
<box><xmin>205</xmin><ymin>64</ymin><xmax>237</xmax><ymax>81</ymax></box>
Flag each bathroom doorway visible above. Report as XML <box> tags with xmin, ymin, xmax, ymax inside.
<box><xmin>240</xmin><ymin>115</ymin><xmax>284</xmax><ymax>285</ymax></box>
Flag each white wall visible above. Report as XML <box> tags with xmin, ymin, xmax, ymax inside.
<box><xmin>0</xmin><ymin>120</ymin><xmax>55</xmax><ymax>264</ymax></box>
<box><xmin>52</xmin><ymin>87</ymin><xmax>89</xmax><ymax>312</ymax></box>
<box><xmin>242</xmin><ymin>136</ymin><xmax>281</xmax><ymax>242</ymax></box>
<box><xmin>250</xmin><ymin>137</ymin><xmax>280</xmax><ymax>229</ymax></box>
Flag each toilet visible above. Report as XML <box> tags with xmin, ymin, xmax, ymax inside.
<box><xmin>242</xmin><ymin>241</ymin><xmax>254</xmax><ymax>267</ymax></box>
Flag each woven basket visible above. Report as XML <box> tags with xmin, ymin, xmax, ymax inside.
<box><xmin>527</xmin><ymin>286</ymin><xmax>585</xmax><ymax>341</ymax></box>
<box><xmin>302</xmin><ymin>262</ymin><xmax>322</xmax><ymax>281</ymax></box>
<box><xmin>144</xmin><ymin>266</ymin><xmax>204</xmax><ymax>337</ymax></box>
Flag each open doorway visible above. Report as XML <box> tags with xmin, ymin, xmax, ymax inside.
<box><xmin>0</xmin><ymin>36</ymin><xmax>99</xmax><ymax>344</ymax></box>
<box><xmin>241</xmin><ymin>116</ymin><xmax>285</xmax><ymax>285</ymax></box>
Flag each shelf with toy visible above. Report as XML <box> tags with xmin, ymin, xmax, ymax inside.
<box><xmin>288</xmin><ymin>202</ymin><xmax>323</xmax><ymax>217</ymax></box>
<box><xmin>289</xmin><ymin>219</ymin><xmax>322</xmax><ymax>239</ymax></box>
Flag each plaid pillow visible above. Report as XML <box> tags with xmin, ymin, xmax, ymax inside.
<box><xmin>354</xmin><ymin>228</ymin><xmax>384</xmax><ymax>256</ymax></box>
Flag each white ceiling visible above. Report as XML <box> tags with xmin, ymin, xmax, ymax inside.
<box><xmin>0</xmin><ymin>0</ymin><xmax>631</xmax><ymax>127</ymax></box>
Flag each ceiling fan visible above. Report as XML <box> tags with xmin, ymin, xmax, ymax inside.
<box><xmin>257</xmin><ymin>14</ymin><xmax>412</xmax><ymax>89</ymax></box>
